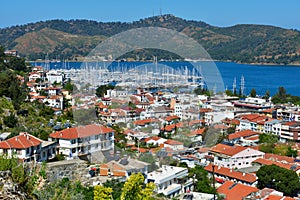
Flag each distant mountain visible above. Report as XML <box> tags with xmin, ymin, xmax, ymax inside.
<box><xmin>1</xmin><ymin>14</ymin><xmax>300</xmax><ymax>64</ymax></box>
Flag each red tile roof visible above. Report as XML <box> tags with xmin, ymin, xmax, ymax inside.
<box><xmin>143</xmin><ymin>136</ymin><xmax>162</xmax><ymax>142</ymax></box>
<box><xmin>228</xmin><ymin>130</ymin><xmax>260</xmax><ymax>140</ymax></box>
<box><xmin>205</xmin><ymin>164</ymin><xmax>257</xmax><ymax>183</ymax></box>
<box><xmin>265</xmin><ymin>153</ymin><xmax>295</xmax><ymax>163</ymax></box>
<box><xmin>264</xmin><ymin>195</ymin><xmax>282</xmax><ymax>200</ymax></box>
<box><xmin>123</xmin><ymin>129</ymin><xmax>138</xmax><ymax>135</ymax></box>
<box><xmin>217</xmin><ymin>180</ymin><xmax>258</xmax><ymax>200</ymax></box>
<box><xmin>253</xmin><ymin>158</ymin><xmax>300</xmax><ymax>171</ymax></box>
<box><xmin>199</xmin><ymin>108</ymin><xmax>213</xmax><ymax>113</ymax></box>
<box><xmin>100</xmin><ymin>161</ymin><xmax>126</xmax><ymax>177</ymax></box>
<box><xmin>188</xmin><ymin>119</ymin><xmax>204</xmax><ymax>126</ymax></box>
<box><xmin>165</xmin><ymin>115</ymin><xmax>180</xmax><ymax>121</ymax></box>
<box><xmin>188</xmin><ymin>128</ymin><xmax>205</xmax><ymax>137</ymax></box>
<box><xmin>214</xmin><ymin>124</ymin><xmax>229</xmax><ymax>130</ymax></box>
<box><xmin>0</xmin><ymin>132</ymin><xmax>42</xmax><ymax>149</ymax></box>
<box><xmin>133</xmin><ymin>118</ymin><xmax>158</xmax><ymax>126</ymax></box>
<box><xmin>131</xmin><ymin>147</ymin><xmax>148</xmax><ymax>153</ymax></box>
<box><xmin>164</xmin><ymin>139</ymin><xmax>183</xmax><ymax>146</ymax></box>
<box><xmin>50</xmin><ymin>124</ymin><xmax>114</xmax><ymax>139</ymax></box>
<box><xmin>262</xmin><ymin>108</ymin><xmax>276</xmax><ymax>114</ymax></box>
<box><xmin>161</xmin><ymin>122</ymin><xmax>184</xmax><ymax>132</ymax></box>
<box><xmin>210</xmin><ymin>143</ymin><xmax>247</xmax><ymax>156</ymax></box>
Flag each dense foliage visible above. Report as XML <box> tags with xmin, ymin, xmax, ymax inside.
<box><xmin>120</xmin><ymin>173</ymin><xmax>155</xmax><ymax>200</ymax></box>
<box><xmin>34</xmin><ymin>177</ymin><xmax>94</xmax><ymax>200</ymax></box>
<box><xmin>188</xmin><ymin>165</ymin><xmax>216</xmax><ymax>194</ymax></box>
<box><xmin>1</xmin><ymin>15</ymin><xmax>300</xmax><ymax>63</ymax></box>
<box><xmin>271</xmin><ymin>86</ymin><xmax>300</xmax><ymax>105</ymax></box>
<box><xmin>256</xmin><ymin>164</ymin><xmax>300</xmax><ymax>197</ymax></box>
<box><xmin>0</xmin><ymin>156</ymin><xmax>44</xmax><ymax>197</ymax></box>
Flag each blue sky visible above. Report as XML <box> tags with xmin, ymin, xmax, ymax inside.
<box><xmin>1</xmin><ymin>0</ymin><xmax>300</xmax><ymax>30</ymax></box>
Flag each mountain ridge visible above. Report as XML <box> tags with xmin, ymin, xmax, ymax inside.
<box><xmin>1</xmin><ymin>14</ymin><xmax>300</xmax><ymax>64</ymax></box>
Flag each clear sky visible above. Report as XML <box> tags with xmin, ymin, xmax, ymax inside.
<box><xmin>1</xmin><ymin>0</ymin><xmax>300</xmax><ymax>30</ymax></box>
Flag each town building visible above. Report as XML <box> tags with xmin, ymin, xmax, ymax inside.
<box><xmin>147</xmin><ymin>165</ymin><xmax>193</xmax><ymax>198</ymax></box>
<box><xmin>209</xmin><ymin>143</ymin><xmax>265</xmax><ymax>169</ymax></box>
<box><xmin>204</xmin><ymin>164</ymin><xmax>257</xmax><ymax>186</ymax></box>
<box><xmin>0</xmin><ymin>132</ymin><xmax>56</xmax><ymax>162</ymax></box>
<box><xmin>280</xmin><ymin>121</ymin><xmax>300</xmax><ymax>142</ymax></box>
<box><xmin>49</xmin><ymin>124</ymin><xmax>114</xmax><ymax>160</ymax></box>
<box><xmin>217</xmin><ymin>180</ymin><xmax>258</xmax><ymax>200</ymax></box>
<box><xmin>99</xmin><ymin>158</ymin><xmax>149</xmax><ymax>182</ymax></box>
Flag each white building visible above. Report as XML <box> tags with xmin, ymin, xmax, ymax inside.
<box><xmin>46</xmin><ymin>70</ymin><xmax>63</xmax><ymax>84</ymax></box>
<box><xmin>264</xmin><ymin>119</ymin><xmax>282</xmax><ymax>135</ymax></box>
<box><xmin>147</xmin><ymin>165</ymin><xmax>193</xmax><ymax>198</ymax></box>
<box><xmin>49</xmin><ymin>124</ymin><xmax>114</xmax><ymax>159</ymax></box>
<box><xmin>0</xmin><ymin>132</ymin><xmax>56</xmax><ymax>162</ymax></box>
<box><xmin>44</xmin><ymin>95</ymin><xmax>64</xmax><ymax>110</ymax></box>
<box><xmin>209</xmin><ymin>143</ymin><xmax>265</xmax><ymax>169</ymax></box>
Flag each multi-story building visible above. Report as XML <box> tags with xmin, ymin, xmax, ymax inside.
<box><xmin>147</xmin><ymin>165</ymin><xmax>193</xmax><ymax>198</ymax></box>
<box><xmin>0</xmin><ymin>132</ymin><xmax>56</xmax><ymax>162</ymax></box>
<box><xmin>209</xmin><ymin>143</ymin><xmax>265</xmax><ymax>169</ymax></box>
<box><xmin>280</xmin><ymin>121</ymin><xmax>300</xmax><ymax>142</ymax></box>
<box><xmin>264</xmin><ymin>119</ymin><xmax>282</xmax><ymax>135</ymax></box>
<box><xmin>49</xmin><ymin>124</ymin><xmax>114</xmax><ymax>159</ymax></box>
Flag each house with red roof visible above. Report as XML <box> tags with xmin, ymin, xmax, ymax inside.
<box><xmin>280</xmin><ymin>121</ymin><xmax>300</xmax><ymax>142</ymax></box>
<box><xmin>49</xmin><ymin>124</ymin><xmax>114</xmax><ymax>160</ymax></box>
<box><xmin>252</xmin><ymin>158</ymin><xmax>300</xmax><ymax>175</ymax></box>
<box><xmin>0</xmin><ymin>132</ymin><xmax>56</xmax><ymax>162</ymax></box>
<box><xmin>227</xmin><ymin>129</ymin><xmax>261</xmax><ymax>146</ymax></box>
<box><xmin>237</xmin><ymin>114</ymin><xmax>272</xmax><ymax>132</ymax></box>
<box><xmin>99</xmin><ymin>158</ymin><xmax>149</xmax><ymax>182</ymax></box>
<box><xmin>209</xmin><ymin>143</ymin><xmax>265</xmax><ymax>169</ymax></box>
<box><xmin>44</xmin><ymin>95</ymin><xmax>64</xmax><ymax>110</ymax></box>
<box><xmin>143</xmin><ymin>136</ymin><xmax>167</xmax><ymax>146</ymax></box>
<box><xmin>205</xmin><ymin>164</ymin><xmax>257</xmax><ymax>186</ymax></box>
<box><xmin>217</xmin><ymin>180</ymin><xmax>258</xmax><ymax>200</ymax></box>
<box><xmin>163</xmin><ymin>139</ymin><xmax>184</xmax><ymax>151</ymax></box>
<box><xmin>187</xmin><ymin>128</ymin><xmax>205</xmax><ymax>142</ymax></box>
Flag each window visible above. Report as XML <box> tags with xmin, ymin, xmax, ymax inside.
<box><xmin>95</xmin><ymin>135</ymin><xmax>99</xmax><ymax>140</ymax></box>
<box><xmin>72</xmin><ymin>148</ymin><xmax>76</xmax><ymax>153</ymax></box>
<box><xmin>26</xmin><ymin>148</ymin><xmax>29</xmax><ymax>154</ymax></box>
<box><xmin>71</xmin><ymin>139</ymin><xmax>76</xmax><ymax>144</ymax></box>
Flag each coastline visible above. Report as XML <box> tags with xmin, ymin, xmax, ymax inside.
<box><xmin>29</xmin><ymin>59</ymin><xmax>300</xmax><ymax>67</ymax></box>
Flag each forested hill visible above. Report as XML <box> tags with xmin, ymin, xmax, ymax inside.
<box><xmin>1</xmin><ymin>14</ymin><xmax>300</xmax><ymax>64</ymax></box>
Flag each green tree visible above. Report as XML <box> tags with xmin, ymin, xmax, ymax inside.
<box><xmin>94</xmin><ymin>185</ymin><xmax>113</xmax><ymax>200</ymax></box>
<box><xmin>256</xmin><ymin>164</ymin><xmax>300</xmax><ymax>197</ymax></box>
<box><xmin>250</xmin><ymin>88</ymin><xmax>256</xmax><ymax>97</ymax></box>
<box><xmin>3</xmin><ymin>112</ymin><xmax>18</xmax><ymax>128</ymax></box>
<box><xmin>278</xmin><ymin>86</ymin><xmax>286</xmax><ymax>100</ymax></box>
<box><xmin>95</xmin><ymin>84</ymin><xmax>114</xmax><ymax>97</ymax></box>
<box><xmin>103</xmin><ymin>179</ymin><xmax>124</xmax><ymax>200</ymax></box>
<box><xmin>264</xmin><ymin>90</ymin><xmax>270</xmax><ymax>100</ymax></box>
<box><xmin>258</xmin><ymin>133</ymin><xmax>278</xmax><ymax>144</ymax></box>
<box><xmin>188</xmin><ymin>165</ymin><xmax>216</xmax><ymax>194</ymax></box>
<box><xmin>121</xmin><ymin>173</ymin><xmax>155</xmax><ymax>200</ymax></box>
<box><xmin>286</xmin><ymin>146</ymin><xmax>297</xmax><ymax>157</ymax></box>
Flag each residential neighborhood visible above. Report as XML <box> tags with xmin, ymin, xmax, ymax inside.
<box><xmin>0</xmin><ymin>64</ymin><xmax>300</xmax><ymax>200</ymax></box>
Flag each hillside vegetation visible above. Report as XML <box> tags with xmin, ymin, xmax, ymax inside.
<box><xmin>1</xmin><ymin>14</ymin><xmax>300</xmax><ymax>64</ymax></box>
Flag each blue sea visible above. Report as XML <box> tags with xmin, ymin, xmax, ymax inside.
<box><xmin>32</xmin><ymin>61</ymin><xmax>300</xmax><ymax>97</ymax></box>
